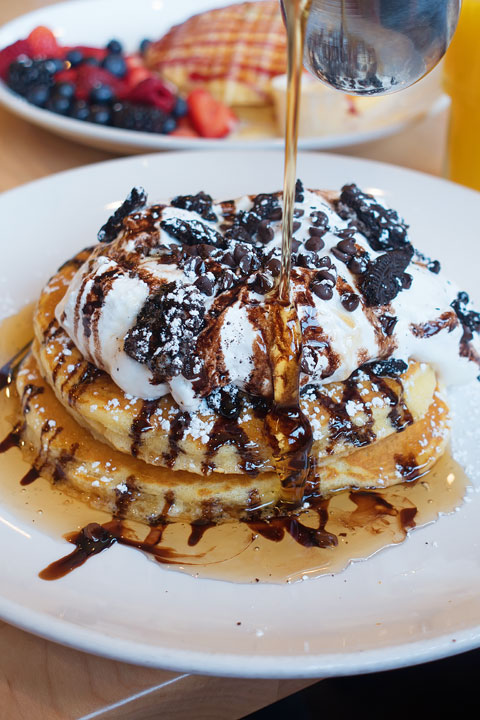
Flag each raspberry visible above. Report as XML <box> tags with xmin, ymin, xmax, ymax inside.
<box><xmin>123</xmin><ymin>77</ymin><xmax>176</xmax><ymax>113</ymax></box>
<box><xmin>27</xmin><ymin>26</ymin><xmax>61</xmax><ymax>58</ymax></box>
<box><xmin>0</xmin><ymin>39</ymin><xmax>31</xmax><ymax>80</ymax></box>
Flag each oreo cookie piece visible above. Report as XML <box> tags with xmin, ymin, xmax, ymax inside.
<box><xmin>364</xmin><ymin>358</ymin><xmax>408</xmax><ymax>377</ymax></box>
<box><xmin>451</xmin><ymin>291</ymin><xmax>480</xmax><ymax>334</ymax></box>
<box><xmin>97</xmin><ymin>187</ymin><xmax>147</xmax><ymax>243</ymax></box>
<box><xmin>160</xmin><ymin>217</ymin><xmax>224</xmax><ymax>248</ymax></box>
<box><xmin>337</xmin><ymin>183</ymin><xmax>409</xmax><ymax>252</ymax></box>
<box><xmin>361</xmin><ymin>246</ymin><xmax>413</xmax><ymax>306</ymax></box>
<box><xmin>171</xmin><ymin>192</ymin><xmax>217</xmax><ymax>221</ymax></box>
<box><xmin>124</xmin><ymin>281</ymin><xmax>205</xmax><ymax>383</ymax></box>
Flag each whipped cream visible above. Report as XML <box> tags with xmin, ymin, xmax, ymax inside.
<box><xmin>56</xmin><ymin>186</ymin><xmax>480</xmax><ymax>410</ymax></box>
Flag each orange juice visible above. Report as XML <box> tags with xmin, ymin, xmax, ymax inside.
<box><xmin>444</xmin><ymin>0</ymin><xmax>480</xmax><ymax>190</ymax></box>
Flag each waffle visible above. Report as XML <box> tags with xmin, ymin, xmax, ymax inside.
<box><xmin>145</xmin><ymin>1</ymin><xmax>287</xmax><ymax>106</ymax></box>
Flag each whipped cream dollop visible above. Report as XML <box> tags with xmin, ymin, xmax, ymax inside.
<box><xmin>56</xmin><ymin>184</ymin><xmax>480</xmax><ymax>410</ymax></box>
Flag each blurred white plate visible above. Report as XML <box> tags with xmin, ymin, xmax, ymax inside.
<box><xmin>0</xmin><ymin>150</ymin><xmax>479</xmax><ymax>677</ymax></box>
<box><xmin>0</xmin><ymin>0</ymin><xmax>448</xmax><ymax>154</ymax></box>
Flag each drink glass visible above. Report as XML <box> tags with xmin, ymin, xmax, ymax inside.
<box><xmin>444</xmin><ymin>0</ymin><xmax>480</xmax><ymax>189</ymax></box>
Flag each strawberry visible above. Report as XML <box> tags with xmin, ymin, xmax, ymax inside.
<box><xmin>0</xmin><ymin>39</ymin><xmax>31</xmax><ymax>80</ymax></box>
<box><xmin>170</xmin><ymin>116</ymin><xmax>200</xmax><ymax>138</ymax></box>
<box><xmin>26</xmin><ymin>26</ymin><xmax>61</xmax><ymax>58</ymax></box>
<box><xmin>74</xmin><ymin>64</ymin><xmax>124</xmax><ymax>100</ymax></box>
<box><xmin>123</xmin><ymin>77</ymin><xmax>176</xmax><ymax>113</ymax></box>
<box><xmin>187</xmin><ymin>88</ymin><xmax>236</xmax><ymax>139</ymax></box>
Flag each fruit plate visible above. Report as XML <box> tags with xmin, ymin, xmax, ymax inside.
<box><xmin>0</xmin><ymin>0</ymin><xmax>448</xmax><ymax>154</ymax></box>
<box><xmin>0</xmin><ymin>150</ymin><xmax>480</xmax><ymax>677</ymax></box>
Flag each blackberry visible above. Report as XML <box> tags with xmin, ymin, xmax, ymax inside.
<box><xmin>46</xmin><ymin>95</ymin><xmax>72</xmax><ymax>115</ymax></box>
<box><xmin>337</xmin><ymin>183</ymin><xmax>410</xmax><ymax>252</ymax></box>
<box><xmin>69</xmin><ymin>99</ymin><xmax>90</xmax><ymax>121</ymax></box>
<box><xmin>124</xmin><ymin>281</ymin><xmax>206</xmax><ymax>383</ymax></box>
<box><xmin>89</xmin><ymin>104</ymin><xmax>112</xmax><ymax>125</ymax></box>
<box><xmin>7</xmin><ymin>58</ymin><xmax>54</xmax><ymax>97</ymax></box>
<box><xmin>111</xmin><ymin>101</ymin><xmax>167</xmax><ymax>133</ymax></box>
<box><xmin>171</xmin><ymin>192</ymin><xmax>217</xmax><ymax>222</ymax></box>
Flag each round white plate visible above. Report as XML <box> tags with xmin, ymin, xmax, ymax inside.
<box><xmin>0</xmin><ymin>151</ymin><xmax>479</xmax><ymax>678</ymax></box>
<box><xmin>0</xmin><ymin>0</ymin><xmax>447</xmax><ymax>154</ymax></box>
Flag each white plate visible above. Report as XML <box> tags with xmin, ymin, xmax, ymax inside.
<box><xmin>0</xmin><ymin>151</ymin><xmax>480</xmax><ymax>678</ymax></box>
<box><xmin>0</xmin><ymin>0</ymin><xmax>448</xmax><ymax>154</ymax></box>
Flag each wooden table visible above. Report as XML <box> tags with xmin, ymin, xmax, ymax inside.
<box><xmin>0</xmin><ymin>1</ymin><xmax>450</xmax><ymax>718</ymax></box>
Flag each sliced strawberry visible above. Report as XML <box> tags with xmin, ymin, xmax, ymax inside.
<box><xmin>27</xmin><ymin>26</ymin><xmax>61</xmax><ymax>58</ymax></box>
<box><xmin>123</xmin><ymin>77</ymin><xmax>176</xmax><ymax>113</ymax></box>
<box><xmin>170</xmin><ymin>115</ymin><xmax>200</xmax><ymax>137</ymax></box>
<box><xmin>125</xmin><ymin>65</ymin><xmax>152</xmax><ymax>90</ymax></box>
<box><xmin>187</xmin><ymin>88</ymin><xmax>236</xmax><ymax>139</ymax></box>
<box><xmin>0</xmin><ymin>39</ymin><xmax>31</xmax><ymax>80</ymax></box>
<box><xmin>75</xmin><ymin>64</ymin><xmax>124</xmax><ymax>100</ymax></box>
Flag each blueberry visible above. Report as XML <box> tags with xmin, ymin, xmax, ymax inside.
<box><xmin>69</xmin><ymin>99</ymin><xmax>90</xmax><ymax>121</ymax></box>
<box><xmin>66</xmin><ymin>49</ymin><xmax>84</xmax><ymax>67</ymax></box>
<box><xmin>84</xmin><ymin>57</ymin><xmax>99</xmax><ymax>66</ymax></box>
<box><xmin>139</xmin><ymin>38</ymin><xmax>151</xmax><ymax>54</ymax></box>
<box><xmin>162</xmin><ymin>117</ymin><xmax>177</xmax><ymax>134</ymax></box>
<box><xmin>89</xmin><ymin>84</ymin><xmax>115</xmax><ymax>104</ymax></box>
<box><xmin>46</xmin><ymin>95</ymin><xmax>72</xmax><ymax>115</ymax></box>
<box><xmin>53</xmin><ymin>82</ymin><xmax>75</xmax><ymax>100</ymax></box>
<box><xmin>106</xmin><ymin>39</ymin><xmax>123</xmax><ymax>54</ymax></box>
<box><xmin>172</xmin><ymin>96</ymin><xmax>188</xmax><ymax>118</ymax></box>
<box><xmin>25</xmin><ymin>83</ymin><xmax>50</xmax><ymax>107</ymax></box>
<box><xmin>89</xmin><ymin>104</ymin><xmax>112</xmax><ymax>125</ymax></box>
<box><xmin>101</xmin><ymin>53</ymin><xmax>127</xmax><ymax>78</ymax></box>
<box><xmin>43</xmin><ymin>58</ymin><xmax>65</xmax><ymax>74</ymax></box>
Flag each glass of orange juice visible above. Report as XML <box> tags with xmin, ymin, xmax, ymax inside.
<box><xmin>444</xmin><ymin>0</ymin><xmax>480</xmax><ymax>190</ymax></box>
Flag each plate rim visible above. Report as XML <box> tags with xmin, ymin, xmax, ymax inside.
<box><xmin>1</xmin><ymin>149</ymin><xmax>479</xmax><ymax>678</ymax></box>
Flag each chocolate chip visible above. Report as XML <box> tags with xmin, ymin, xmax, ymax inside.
<box><xmin>310</xmin><ymin>210</ymin><xmax>329</xmax><ymax>230</ymax></box>
<box><xmin>217</xmin><ymin>269</ymin><xmax>236</xmax><ymax>292</ymax></box>
<box><xmin>207</xmin><ymin>385</ymin><xmax>243</xmax><ymax>420</ymax></box>
<box><xmin>292</xmin><ymin>221</ymin><xmax>301</xmax><ymax>233</ymax></box>
<box><xmin>196</xmin><ymin>243</ymin><xmax>215</xmax><ymax>258</ymax></box>
<box><xmin>291</xmin><ymin>239</ymin><xmax>301</xmax><ymax>252</ymax></box>
<box><xmin>257</xmin><ymin>219</ymin><xmax>274</xmax><ymax>244</ymax></box>
<box><xmin>341</xmin><ymin>291</ymin><xmax>360</xmax><ymax>312</ymax></box>
<box><xmin>336</xmin><ymin>228</ymin><xmax>356</xmax><ymax>240</ymax></box>
<box><xmin>308</xmin><ymin>226</ymin><xmax>327</xmax><ymax>238</ymax></box>
<box><xmin>401</xmin><ymin>273</ymin><xmax>412</xmax><ymax>289</ymax></box>
<box><xmin>451</xmin><ymin>291</ymin><xmax>480</xmax><ymax>333</ymax></box>
<box><xmin>269</xmin><ymin>207</ymin><xmax>283</xmax><ymax>221</ymax></box>
<box><xmin>348</xmin><ymin>254</ymin><xmax>369</xmax><ymax>274</ymax></box>
<box><xmin>221</xmin><ymin>252</ymin><xmax>235</xmax><ymax>268</ymax></box>
<box><xmin>194</xmin><ymin>275</ymin><xmax>214</xmax><ymax>296</ymax></box>
<box><xmin>266</xmin><ymin>257</ymin><xmax>281</xmax><ymax>276</ymax></box>
<box><xmin>184</xmin><ymin>256</ymin><xmax>205</xmax><ymax>275</ymax></box>
<box><xmin>336</xmin><ymin>238</ymin><xmax>356</xmax><ymax>255</ymax></box>
<box><xmin>250</xmin><ymin>272</ymin><xmax>274</xmax><ymax>294</ymax></box>
<box><xmin>295</xmin><ymin>179</ymin><xmax>304</xmax><ymax>202</ymax></box>
<box><xmin>379</xmin><ymin>314</ymin><xmax>397</xmax><ymax>336</ymax></box>
<box><xmin>331</xmin><ymin>247</ymin><xmax>350</xmax><ymax>263</ymax></box>
<box><xmin>225</xmin><ymin>226</ymin><xmax>253</xmax><ymax>245</ymax></box>
<box><xmin>305</xmin><ymin>235</ymin><xmax>325</xmax><ymax>252</ymax></box>
<box><xmin>294</xmin><ymin>208</ymin><xmax>305</xmax><ymax>218</ymax></box>
<box><xmin>300</xmin><ymin>346</ymin><xmax>317</xmax><ymax>373</ymax></box>
<box><xmin>296</xmin><ymin>251</ymin><xmax>316</xmax><ymax>269</ymax></box>
<box><xmin>428</xmin><ymin>260</ymin><xmax>441</xmax><ymax>274</ymax></box>
<box><xmin>317</xmin><ymin>255</ymin><xmax>333</xmax><ymax>269</ymax></box>
<box><xmin>233</xmin><ymin>244</ymin><xmax>248</xmax><ymax>262</ymax></box>
<box><xmin>311</xmin><ymin>282</ymin><xmax>333</xmax><ymax>300</ymax></box>
<box><xmin>315</xmin><ymin>269</ymin><xmax>336</xmax><ymax>285</ymax></box>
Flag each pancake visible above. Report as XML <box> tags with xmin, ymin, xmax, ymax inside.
<box><xmin>16</xmin><ymin>351</ymin><xmax>449</xmax><ymax>524</ymax></box>
<box><xmin>34</xmin><ymin>252</ymin><xmax>437</xmax><ymax>476</ymax></box>
<box><xmin>145</xmin><ymin>1</ymin><xmax>287</xmax><ymax>107</ymax></box>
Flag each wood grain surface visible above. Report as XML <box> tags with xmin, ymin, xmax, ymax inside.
<box><xmin>0</xmin><ymin>1</ymin><xmax>448</xmax><ymax>718</ymax></box>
